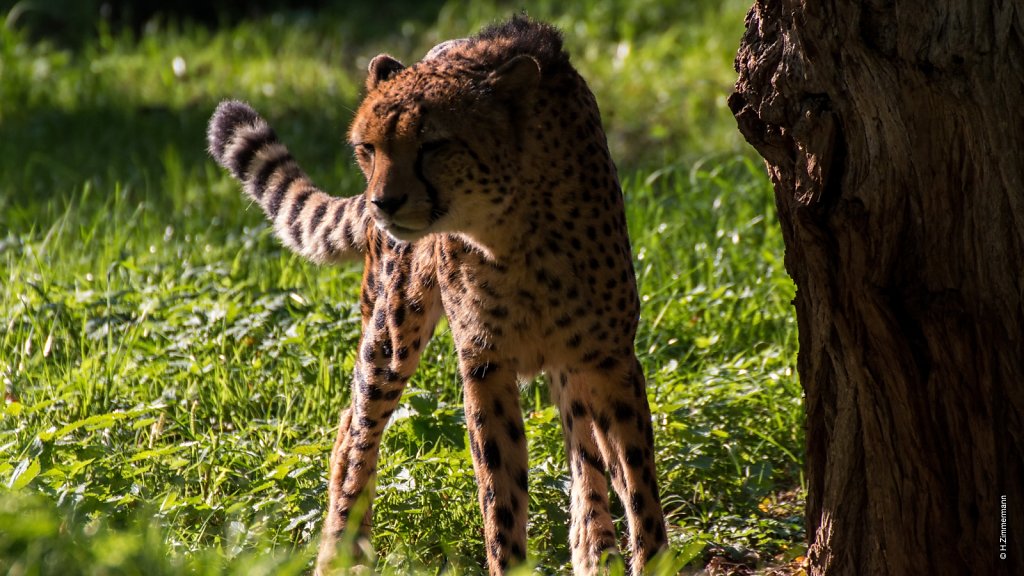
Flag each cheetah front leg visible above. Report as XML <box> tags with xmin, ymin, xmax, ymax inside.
<box><xmin>457</xmin><ymin>352</ymin><xmax>529</xmax><ymax>574</ymax></box>
<box><xmin>316</xmin><ymin>238</ymin><xmax>442</xmax><ymax>575</ymax></box>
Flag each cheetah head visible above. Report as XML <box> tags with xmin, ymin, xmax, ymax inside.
<box><xmin>348</xmin><ymin>49</ymin><xmax>540</xmax><ymax>243</ymax></box>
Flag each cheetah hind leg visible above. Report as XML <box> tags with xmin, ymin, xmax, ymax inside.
<box><xmin>315</xmin><ymin>325</ymin><xmax>439</xmax><ymax>572</ymax></box>
<box><xmin>315</xmin><ymin>236</ymin><xmax>442</xmax><ymax>575</ymax></box>
<box><xmin>550</xmin><ymin>371</ymin><xmax>621</xmax><ymax>575</ymax></box>
<box><xmin>315</xmin><ymin>408</ymin><xmax>374</xmax><ymax>574</ymax></box>
<box><xmin>586</xmin><ymin>358</ymin><xmax>668</xmax><ymax>574</ymax></box>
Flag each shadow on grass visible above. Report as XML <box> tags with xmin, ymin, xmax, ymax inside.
<box><xmin>0</xmin><ymin>99</ymin><xmax>366</xmax><ymax>233</ymax></box>
<box><xmin>1</xmin><ymin>0</ymin><xmax>448</xmax><ymax>47</ymax></box>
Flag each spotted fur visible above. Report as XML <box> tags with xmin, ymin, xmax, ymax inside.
<box><xmin>208</xmin><ymin>15</ymin><xmax>667</xmax><ymax>575</ymax></box>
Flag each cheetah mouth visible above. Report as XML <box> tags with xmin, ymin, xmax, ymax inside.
<box><xmin>375</xmin><ymin>205</ymin><xmax>448</xmax><ymax>242</ymax></box>
<box><xmin>377</xmin><ymin>219</ymin><xmax>432</xmax><ymax>242</ymax></box>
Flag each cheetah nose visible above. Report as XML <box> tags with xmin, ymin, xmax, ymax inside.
<box><xmin>371</xmin><ymin>194</ymin><xmax>408</xmax><ymax>216</ymax></box>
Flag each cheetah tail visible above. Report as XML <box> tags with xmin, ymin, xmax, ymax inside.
<box><xmin>207</xmin><ymin>100</ymin><xmax>369</xmax><ymax>264</ymax></box>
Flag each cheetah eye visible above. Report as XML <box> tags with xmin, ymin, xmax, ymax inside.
<box><xmin>352</xmin><ymin>142</ymin><xmax>376</xmax><ymax>165</ymax></box>
<box><xmin>353</xmin><ymin>143</ymin><xmax>376</xmax><ymax>162</ymax></box>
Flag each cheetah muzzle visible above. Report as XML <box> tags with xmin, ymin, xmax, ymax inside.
<box><xmin>207</xmin><ymin>15</ymin><xmax>668</xmax><ymax>575</ymax></box>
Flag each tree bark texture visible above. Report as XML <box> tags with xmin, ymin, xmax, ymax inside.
<box><xmin>730</xmin><ymin>2</ymin><xmax>1024</xmax><ymax>575</ymax></box>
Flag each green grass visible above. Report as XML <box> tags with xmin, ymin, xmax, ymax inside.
<box><xmin>0</xmin><ymin>1</ymin><xmax>805</xmax><ymax>574</ymax></box>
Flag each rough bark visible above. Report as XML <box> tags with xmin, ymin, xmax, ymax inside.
<box><xmin>730</xmin><ymin>1</ymin><xmax>1024</xmax><ymax>575</ymax></box>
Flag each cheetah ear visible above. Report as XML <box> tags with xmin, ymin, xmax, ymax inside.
<box><xmin>486</xmin><ymin>54</ymin><xmax>541</xmax><ymax>97</ymax></box>
<box><xmin>366</xmin><ymin>54</ymin><xmax>405</xmax><ymax>91</ymax></box>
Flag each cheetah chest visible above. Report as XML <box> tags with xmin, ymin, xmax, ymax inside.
<box><xmin>432</xmin><ymin>234</ymin><xmax>636</xmax><ymax>375</ymax></box>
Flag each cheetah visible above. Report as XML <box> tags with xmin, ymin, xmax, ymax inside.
<box><xmin>207</xmin><ymin>16</ymin><xmax>667</xmax><ymax>575</ymax></box>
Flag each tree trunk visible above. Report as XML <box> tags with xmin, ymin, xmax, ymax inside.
<box><xmin>729</xmin><ymin>1</ymin><xmax>1024</xmax><ymax>575</ymax></box>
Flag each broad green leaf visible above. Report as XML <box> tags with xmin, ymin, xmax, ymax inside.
<box><xmin>677</xmin><ymin>537</ymin><xmax>708</xmax><ymax>565</ymax></box>
<box><xmin>9</xmin><ymin>459</ymin><xmax>40</xmax><ymax>490</ymax></box>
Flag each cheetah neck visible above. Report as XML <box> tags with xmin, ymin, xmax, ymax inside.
<box><xmin>458</xmin><ymin>74</ymin><xmax>623</xmax><ymax>266</ymax></box>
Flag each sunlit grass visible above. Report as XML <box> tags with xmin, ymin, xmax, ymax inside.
<box><xmin>1</xmin><ymin>1</ymin><xmax>804</xmax><ymax>573</ymax></box>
